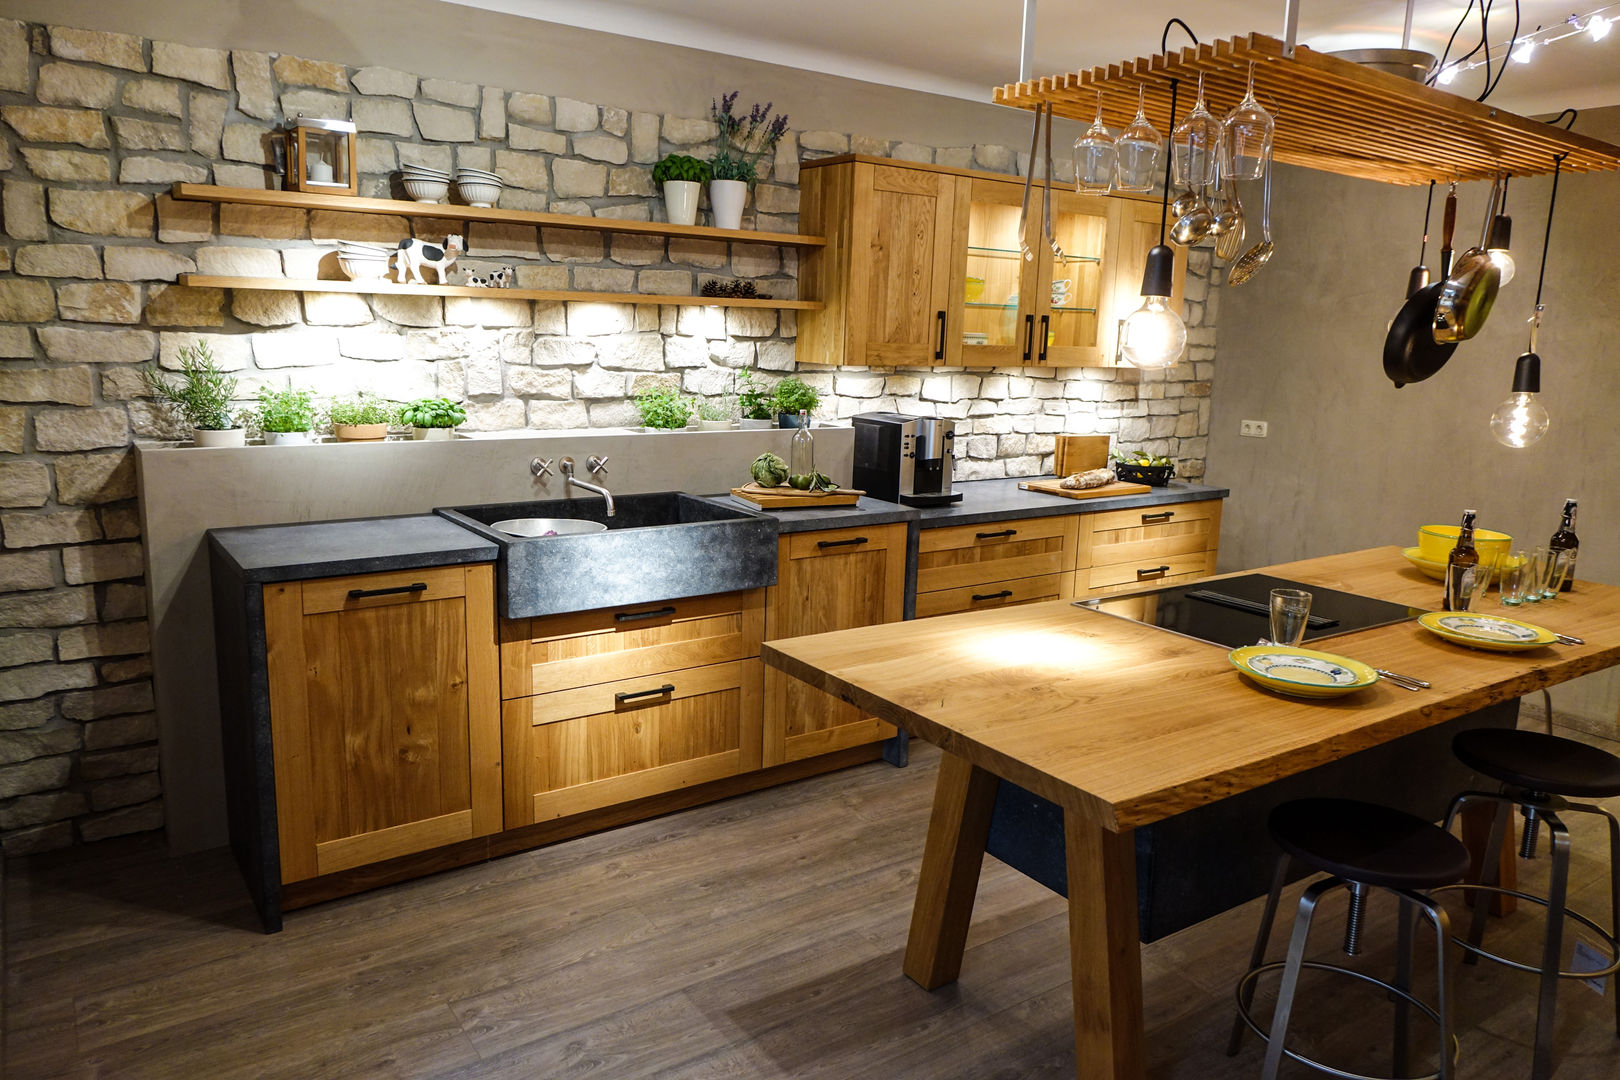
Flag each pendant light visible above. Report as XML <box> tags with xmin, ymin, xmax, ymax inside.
<box><xmin>1486</xmin><ymin>175</ymin><xmax>1516</xmax><ymax>287</ymax></box>
<box><xmin>1119</xmin><ymin>77</ymin><xmax>1187</xmax><ymax>369</ymax></box>
<box><xmin>1489</xmin><ymin>155</ymin><xmax>1563</xmax><ymax>448</ymax></box>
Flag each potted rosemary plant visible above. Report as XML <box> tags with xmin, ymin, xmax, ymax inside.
<box><xmin>327</xmin><ymin>392</ymin><xmax>399</xmax><ymax>442</ymax></box>
<box><xmin>253</xmin><ymin>383</ymin><xmax>318</xmax><ymax>445</ymax></box>
<box><xmin>736</xmin><ymin>369</ymin><xmax>775</xmax><ymax>429</ymax></box>
<box><xmin>634</xmin><ymin>384</ymin><xmax>695</xmax><ymax>431</ymax></box>
<box><xmin>770</xmin><ymin>376</ymin><xmax>819</xmax><ymax>428</ymax></box>
<box><xmin>708</xmin><ymin>92</ymin><xmax>788</xmax><ymax>230</ymax></box>
<box><xmin>697</xmin><ymin>399</ymin><xmax>733</xmax><ymax>431</ymax></box>
<box><xmin>652</xmin><ymin>153</ymin><xmax>712</xmax><ymax>227</ymax></box>
<box><xmin>400</xmin><ymin>397</ymin><xmax>465</xmax><ymax>440</ymax></box>
<box><xmin>140</xmin><ymin>342</ymin><xmax>244</xmax><ymax>447</ymax></box>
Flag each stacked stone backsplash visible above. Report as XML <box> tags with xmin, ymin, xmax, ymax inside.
<box><xmin>0</xmin><ymin>18</ymin><xmax>1217</xmax><ymax>853</ymax></box>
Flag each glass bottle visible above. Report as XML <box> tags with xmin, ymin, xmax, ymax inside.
<box><xmin>1443</xmin><ymin>509</ymin><xmax>1479</xmax><ymax>611</ymax></box>
<box><xmin>790</xmin><ymin>410</ymin><xmax>814</xmax><ymax>488</ymax></box>
<box><xmin>1547</xmin><ymin>498</ymin><xmax>1578</xmax><ymax>592</ymax></box>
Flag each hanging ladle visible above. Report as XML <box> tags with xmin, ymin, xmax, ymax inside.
<box><xmin>1227</xmin><ymin>145</ymin><xmax>1274</xmax><ymax>286</ymax></box>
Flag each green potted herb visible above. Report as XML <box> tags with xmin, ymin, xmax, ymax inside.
<box><xmin>708</xmin><ymin>91</ymin><xmax>789</xmax><ymax>229</ymax></box>
<box><xmin>634</xmin><ymin>384</ymin><xmax>695</xmax><ymax>431</ymax></box>
<box><xmin>770</xmin><ymin>376</ymin><xmax>819</xmax><ymax>428</ymax></box>
<box><xmin>253</xmin><ymin>383</ymin><xmax>318</xmax><ymax>445</ymax></box>
<box><xmin>327</xmin><ymin>392</ymin><xmax>399</xmax><ymax>442</ymax></box>
<box><xmin>140</xmin><ymin>342</ymin><xmax>244</xmax><ymax>447</ymax></box>
<box><xmin>737</xmin><ymin>369</ymin><xmax>775</xmax><ymax>429</ymax></box>
<box><xmin>652</xmin><ymin>153</ymin><xmax>712</xmax><ymax>227</ymax></box>
<box><xmin>697</xmin><ymin>399</ymin><xmax>733</xmax><ymax>431</ymax></box>
<box><xmin>400</xmin><ymin>397</ymin><xmax>466</xmax><ymax>440</ymax></box>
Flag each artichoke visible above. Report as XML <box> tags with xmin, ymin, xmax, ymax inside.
<box><xmin>750</xmin><ymin>451</ymin><xmax>789</xmax><ymax>487</ymax></box>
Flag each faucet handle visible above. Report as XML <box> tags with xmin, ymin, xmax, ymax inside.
<box><xmin>530</xmin><ymin>457</ymin><xmax>553</xmax><ymax>478</ymax></box>
<box><xmin>587</xmin><ymin>455</ymin><xmax>609</xmax><ymax>476</ymax></box>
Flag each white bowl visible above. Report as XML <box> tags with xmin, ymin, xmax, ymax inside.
<box><xmin>339</xmin><ymin>255</ymin><xmax>391</xmax><ymax>280</ymax></box>
<box><xmin>337</xmin><ymin>242</ymin><xmax>392</xmax><ymax>254</ymax></box>
<box><xmin>456</xmin><ymin>169</ymin><xmax>503</xmax><ymax>183</ymax></box>
<box><xmin>402</xmin><ymin>178</ymin><xmax>449</xmax><ymax>203</ymax></box>
<box><xmin>455</xmin><ymin>180</ymin><xmax>502</xmax><ymax>207</ymax></box>
<box><xmin>400</xmin><ymin>164</ymin><xmax>450</xmax><ymax>176</ymax></box>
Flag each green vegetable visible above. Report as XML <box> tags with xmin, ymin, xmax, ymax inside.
<box><xmin>769</xmin><ymin>376</ymin><xmax>819</xmax><ymax>417</ymax></box>
<box><xmin>1111</xmin><ymin>448</ymin><xmax>1172</xmax><ymax>467</ymax></box>
<box><xmin>400</xmin><ymin>397</ymin><xmax>466</xmax><ymax>430</ymax></box>
<box><xmin>634</xmin><ymin>385</ymin><xmax>694</xmax><ymax>430</ymax></box>
<box><xmin>789</xmin><ymin>474</ymin><xmax>812</xmax><ymax>490</ymax></box>
<box><xmin>809</xmin><ymin>472</ymin><xmax>838</xmax><ymax>492</ymax></box>
<box><xmin>652</xmin><ymin>154</ymin><xmax>713</xmax><ymax>184</ymax></box>
<box><xmin>751</xmin><ymin>451</ymin><xmax>789</xmax><ymax>487</ymax></box>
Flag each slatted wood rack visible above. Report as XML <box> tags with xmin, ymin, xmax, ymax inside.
<box><xmin>994</xmin><ymin>33</ymin><xmax>1620</xmax><ymax>185</ymax></box>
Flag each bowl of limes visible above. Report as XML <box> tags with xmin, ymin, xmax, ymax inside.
<box><xmin>1111</xmin><ymin>449</ymin><xmax>1176</xmax><ymax>486</ymax></box>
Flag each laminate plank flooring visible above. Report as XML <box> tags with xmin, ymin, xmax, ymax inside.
<box><xmin>5</xmin><ymin>724</ymin><xmax>1619</xmax><ymax>1080</ymax></box>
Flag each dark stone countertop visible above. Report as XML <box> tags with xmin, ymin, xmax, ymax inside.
<box><xmin>699</xmin><ymin>493</ymin><xmax>917</xmax><ymax>534</ymax></box>
<box><xmin>913</xmin><ymin>477</ymin><xmax>1229</xmax><ymax>529</ymax></box>
<box><xmin>208</xmin><ymin>514</ymin><xmax>498</xmax><ymax>584</ymax></box>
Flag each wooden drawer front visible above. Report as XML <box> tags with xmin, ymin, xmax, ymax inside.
<box><xmin>504</xmin><ymin>659</ymin><xmax>762</xmax><ymax>825</ymax></box>
<box><xmin>916</xmin><ymin>515</ymin><xmax>1079</xmax><ymax>593</ymax></box>
<box><xmin>301</xmin><ymin>565</ymin><xmax>470</xmax><ymax>615</ymax></box>
<box><xmin>500</xmin><ymin>589</ymin><xmax>763</xmax><ymax>699</ymax></box>
<box><xmin>771</xmin><ymin>524</ymin><xmax>907</xmax><ymax>640</ymax></box>
<box><xmin>1085</xmin><ymin>500</ymin><xmax>1221</xmax><ymax>568</ymax></box>
<box><xmin>766</xmin><ymin>666</ymin><xmax>896</xmax><ymax>765</ymax></box>
<box><xmin>915</xmin><ymin>571</ymin><xmax>1074</xmax><ymax>619</ymax></box>
<box><xmin>1084</xmin><ymin>551</ymin><xmax>1218</xmax><ymax>594</ymax></box>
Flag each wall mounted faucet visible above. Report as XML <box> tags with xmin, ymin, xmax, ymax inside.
<box><xmin>560</xmin><ymin>456</ymin><xmax>615</xmax><ymax>517</ymax></box>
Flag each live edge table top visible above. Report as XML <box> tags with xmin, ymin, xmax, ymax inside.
<box><xmin>763</xmin><ymin>547</ymin><xmax>1620</xmax><ymax>832</ymax></box>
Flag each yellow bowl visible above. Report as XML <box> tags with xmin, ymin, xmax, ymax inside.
<box><xmin>964</xmin><ymin>276</ymin><xmax>986</xmax><ymax>303</ymax></box>
<box><xmin>1416</xmin><ymin>524</ymin><xmax>1512</xmax><ymax>563</ymax></box>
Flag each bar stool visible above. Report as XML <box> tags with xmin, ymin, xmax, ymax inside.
<box><xmin>1440</xmin><ymin>728</ymin><xmax>1620</xmax><ymax>1080</ymax></box>
<box><xmin>1228</xmin><ymin>797</ymin><xmax>1470</xmax><ymax>1080</ymax></box>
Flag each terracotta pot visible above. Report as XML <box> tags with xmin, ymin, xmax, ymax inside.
<box><xmin>333</xmin><ymin>423</ymin><xmax>388</xmax><ymax>442</ymax></box>
<box><xmin>192</xmin><ymin>427</ymin><xmax>245</xmax><ymax>448</ymax></box>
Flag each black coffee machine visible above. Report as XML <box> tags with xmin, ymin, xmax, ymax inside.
<box><xmin>851</xmin><ymin>412</ymin><xmax>962</xmax><ymax>507</ymax></box>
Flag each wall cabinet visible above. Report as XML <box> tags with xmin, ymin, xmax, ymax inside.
<box><xmin>799</xmin><ymin>156</ymin><xmax>1187</xmax><ymax>368</ymax></box>
<box><xmin>262</xmin><ymin>564</ymin><xmax>503</xmax><ymax>883</ymax></box>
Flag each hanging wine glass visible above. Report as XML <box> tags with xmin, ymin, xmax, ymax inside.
<box><xmin>1112</xmin><ymin>84</ymin><xmax>1161</xmax><ymax>193</ymax></box>
<box><xmin>1073</xmin><ymin>91</ymin><xmax>1116</xmax><ymax>196</ymax></box>
<box><xmin>1222</xmin><ymin>61</ymin><xmax>1274</xmax><ymax>181</ymax></box>
<box><xmin>1172</xmin><ymin>71</ymin><xmax>1221</xmax><ymax>190</ymax></box>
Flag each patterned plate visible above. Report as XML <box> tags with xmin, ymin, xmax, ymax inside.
<box><xmin>1228</xmin><ymin>645</ymin><xmax>1380</xmax><ymax>699</ymax></box>
<box><xmin>1417</xmin><ymin>611</ymin><xmax>1557</xmax><ymax>651</ymax></box>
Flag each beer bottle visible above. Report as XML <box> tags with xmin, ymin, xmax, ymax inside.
<box><xmin>1444</xmin><ymin>509</ymin><xmax>1479</xmax><ymax>611</ymax></box>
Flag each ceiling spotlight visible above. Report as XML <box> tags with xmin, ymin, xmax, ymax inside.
<box><xmin>1589</xmin><ymin>15</ymin><xmax>1613</xmax><ymax>42</ymax></box>
<box><xmin>1436</xmin><ymin>64</ymin><xmax>1459</xmax><ymax>85</ymax></box>
<box><xmin>1511</xmin><ymin>38</ymin><xmax>1536</xmax><ymax>64</ymax></box>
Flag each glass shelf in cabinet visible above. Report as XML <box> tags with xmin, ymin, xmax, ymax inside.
<box><xmin>969</xmin><ymin>244</ymin><xmax>1100</xmax><ymax>264</ymax></box>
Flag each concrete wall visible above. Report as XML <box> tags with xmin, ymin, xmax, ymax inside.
<box><xmin>1207</xmin><ymin>106</ymin><xmax>1620</xmax><ymax>729</ymax></box>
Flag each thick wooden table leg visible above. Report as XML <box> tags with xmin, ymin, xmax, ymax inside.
<box><xmin>1460</xmin><ymin>800</ymin><xmax>1518</xmax><ymax>916</ymax></box>
<box><xmin>1065</xmin><ymin>810</ymin><xmax>1145</xmax><ymax>1080</ymax></box>
<box><xmin>903</xmin><ymin>751</ymin><xmax>998</xmax><ymax>990</ymax></box>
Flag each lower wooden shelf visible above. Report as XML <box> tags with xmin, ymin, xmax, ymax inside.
<box><xmin>176</xmin><ymin>274</ymin><xmax>823</xmax><ymax>310</ymax></box>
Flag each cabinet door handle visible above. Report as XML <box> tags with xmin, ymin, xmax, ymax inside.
<box><xmin>975</xmin><ymin>528</ymin><xmax>1017</xmax><ymax>540</ymax></box>
<box><xmin>614</xmin><ymin>605</ymin><xmax>676</xmax><ymax>623</ymax></box>
<box><xmin>1038</xmin><ymin>314</ymin><xmax>1049</xmax><ymax>363</ymax></box>
<box><xmin>971</xmin><ymin>589</ymin><xmax>1014</xmax><ymax>602</ymax></box>
<box><xmin>934</xmin><ymin>310</ymin><xmax>947</xmax><ymax>360</ymax></box>
<box><xmin>346</xmin><ymin>582</ymin><xmax>428</xmax><ymax>600</ymax></box>
<box><xmin>1137</xmin><ymin>565</ymin><xmax>1171</xmax><ymax>578</ymax></box>
<box><xmin>1022</xmin><ymin>314</ymin><xmax>1035</xmax><ymax>362</ymax></box>
<box><xmin>1140</xmin><ymin>511</ymin><xmax>1175</xmax><ymax>523</ymax></box>
<box><xmin>817</xmin><ymin>536</ymin><xmax>869</xmax><ymax>549</ymax></box>
<box><xmin>615</xmin><ymin>683</ymin><xmax>675</xmax><ymax>704</ymax></box>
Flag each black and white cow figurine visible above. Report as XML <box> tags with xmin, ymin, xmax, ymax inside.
<box><xmin>464</xmin><ymin>264</ymin><xmax>516</xmax><ymax>288</ymax></box>
<box><xmin>395</xmin><ymin>234</ymin><xmax>463</xmax><ymax>285</ymax></box>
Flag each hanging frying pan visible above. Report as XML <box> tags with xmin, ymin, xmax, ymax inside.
<box><xmin>1433</xmin><ymin>175</ymin><xmax>1503</xmax><ymax>342</ymax></box>
<box><xmin>1404</xmin><ymin>181</ymin><xmax>1435</xmax><ymax>298</ymax></box>
<box><xmin>1383</xmin><ymin>184</ymin><xmax>1457</xmax><ymax>387</ymax></box>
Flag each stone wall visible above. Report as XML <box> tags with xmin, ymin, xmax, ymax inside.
<box><xmin>0</xmin><ymin>18</ymin><xmax>1217</xmax><ymax>853</ymax></box>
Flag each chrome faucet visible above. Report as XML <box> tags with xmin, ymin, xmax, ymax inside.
<box><xmin>560</xmin><ymin>456</ymin><xmax>615</xmax><ymax>517</ymax></box>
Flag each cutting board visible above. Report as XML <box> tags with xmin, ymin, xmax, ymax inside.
<box><xmin>731</xmin><ymin>483</ymin><xmax>862</xmax><ymax>508</ymax></box>
<box><xmin>1018</xmin><ymin>477</ymin><xmax>1151</xmax><ymax>501</ymax></box>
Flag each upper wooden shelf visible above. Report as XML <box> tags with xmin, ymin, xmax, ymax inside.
<box><xmin>994</xmin><ymin>33</ymin><xmax>1620</xmax><ymax>185</ymax></box>
<box><xmin>168</xmin><ymin>184</ymin><xmax>825</xmax><ymax>248</ymax></box>
<box><xmin>177</xmin><ymin>274</ymin><xmax>822</xmax><ymax>310</ymax></box>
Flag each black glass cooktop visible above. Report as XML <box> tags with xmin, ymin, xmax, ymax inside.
<box><xmin>1074</xmin><ymin>573</ymin><xmax>1423</xmax><ymax>650</ymax></box>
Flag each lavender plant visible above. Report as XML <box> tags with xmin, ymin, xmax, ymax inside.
<box><xmin>709</xmin><ymin>91</ymin><xmax>789</xmax><ymax>184</ymax></box>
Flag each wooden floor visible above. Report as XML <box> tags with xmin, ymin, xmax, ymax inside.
<box><xmin>5</xmin><ymin>726</ymin><xmax>1619</xmax><ymax>1080</ymax></box>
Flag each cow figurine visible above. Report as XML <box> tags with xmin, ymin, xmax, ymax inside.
<box><xmin>464</xmin><ymin>264</ymin><xmax>516</xmax><ymax>289</ymax></box>
<box><xmin>395</xmin><ymin>235</ymin><xmax>463</xmax><ymax>285</ymax></box>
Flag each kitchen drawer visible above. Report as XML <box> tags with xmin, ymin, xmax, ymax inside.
<box><xmin>916</xmin><ymin>515</ymin><xmax>1080</xmax><ymax>594</ymax></box>
<box><xmin>1081</xmin><ymin>500</ymin><xmax>1222</xmax><ymax>568</ymax></box>
<box><xmin>503</xmin><ymin>658</ymin><xmax>762</xmax><ymax>825</ymax></box>
<box><xmin>915</xmin><ymin>571</ymin><xmax>1074</xmax><ymax>619</ymax></box>
<box><xmin>501</xmin><ymin>588</ymin><xmax>763</xmax><ymax>699</ymax></box>
<box><xmin>1083</xmin><ymin>551</ymin><xmax>1217</xmax><ymax>595</ymax></box>
<box><xmin>300</xmin><ymin>565</ymin><xmax>470</xmax><ymax>615</ymax></box>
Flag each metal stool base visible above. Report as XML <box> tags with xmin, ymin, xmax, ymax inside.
<box><xmin>1428</xmin><ymin>881</ymin><xmax>1620</xmax><ymax>978</ymax></box>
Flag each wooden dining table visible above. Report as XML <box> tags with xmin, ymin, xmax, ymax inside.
<box><xmin>762</xmin><ymin>547</ymin><xmax>1620</xmax><ymax>1080</ymax></box>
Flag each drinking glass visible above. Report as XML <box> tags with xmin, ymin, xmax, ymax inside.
<box><xmin>1542</xmin><ymin>547</ymin><xmax>1574</xmax><ymax>599</ymax></box>
<box><xmin>1521</xmin><ymin>548</ymin><xmax>1549</xmax><ymax>603</ymax></box>
<box><xmin>1499</xmin><ymin>550</ymin><xmax>1534</xmax><ymax>606</ymax></box>
<box><xmin>1269</xmin><ymin>588</ymin><xmax>1312</xmax><ymax>647</ymax></box>
<box><xmin>1074</xmin><ymin>92</ymin><xmax>1117</xmax><ymax>196</ymax></box>
<box><xmin>1462</xmin><ymin>551</ymin><xmax>1499</xmax><ymax>612</ymax></box>
<box><xmin>1223</xmin><ymin>62</ymin><xmax>1274</xmax><ymax>181</ymax></box>
<box><xmin>1113</xmin><ymin>85</ymin><xmax>1162</xmax><ymax>193</ymax></box>
<box><xmin>1173</xmin><ymin>72</ymin><xmax>1222</xmax><ymax>190</ymax></box>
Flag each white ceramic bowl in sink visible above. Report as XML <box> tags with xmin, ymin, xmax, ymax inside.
<box><xmin>491</xmin><ymin>517</ymin><xmax>609</xmax><ymax>538</ymax></box>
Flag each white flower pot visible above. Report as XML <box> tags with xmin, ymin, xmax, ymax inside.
<box><xmin>264</xmin><ymin>430</ymin><xmax>315</xmax><ymax>445</ymax></box>
<box><xmin>738</xmin><ymin>418</ymin><xmax>774</xmax><ymax>430</ymax></box>
<box><xmin>192</xmin><ymin>427</ymin><xmax>245</xmax><ymax>448</ymax></box>
<box><xmin>412</xmin><ymin>427</ymin><xmax>455</xmax><ymax>441</ymax></box>
<box><xmin>709</xmin><ymin>179</ymin><xmax>747</xmax><ymax>230</ymax></box>
<box><xmin>663</xmin><ymin>180</ymin><xmax>701</xmax><ymax>227</ymax></box>
<box><xmin>333</xmin><ymin>423</ymin><xmax>389</xmax><ymax>442</ymax></box>
<box><xmin>699</xmin><ymin>419</ymin><xmax>732</xmax><ymax>431</ymax></box>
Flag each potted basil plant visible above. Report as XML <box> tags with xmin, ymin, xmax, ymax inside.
<box><xmin>634</xmin><ymin>385</ymin><xmax>695</xmax><ymax>432</ymax></box>
<box><xmin>770</xmin><ymin>376</ymin><xmax>819</xmax><ymax>429</ymax></box>
<box><xmin>400</xmin><ymin>397</ymin><xmax>466</xmax><ymax>440</ymax></box>
<box><xmin>327</xmin><ymin>392</ymin><xmax>399</xmax><ymax>442</ymax></box>
<box><xmin>736</xmin><ymin>369</ymin><xmax>775</xmax><ymax>430</ymax></box>
<box><xmin>652</xmin><ymin>153</ymin><xmax>712</xmax><ymax>227</ymax></box>
<box><xmin>708</xmin><ymin>92</ymin><xmax>788</xmax><ymax>230</ymax></box>
<box><xmin>140</xmin><ymin>342</ymin><xmax>244</xmax><ymax>447</ymax></box>
<box><xmin>253</xmin><ymin>383</ymin><xmax>318</xmax><ymax>445</ymax></box>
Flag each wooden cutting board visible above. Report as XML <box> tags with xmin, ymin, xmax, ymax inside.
<box><xmin>731</xmin><ymin>483</ymin><xmax>863</xmax><ymax>508</ymax></box>
<box><xmin>1018</xmin><ymin>477</ymin><xmax>1151</xmax><ymax>501</ymax></box>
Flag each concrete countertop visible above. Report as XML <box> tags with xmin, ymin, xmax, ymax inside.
<box><xmin>914</xmin><ymin>477</ymin><xmax>1229</xmax><ymax>529</ymax></box>
<box><xmin>208</xmin><ymin>514</ymin><xmax>499</xmax><ymax>584</ymax></box>
<box><xmin>700</xmin><ymin>493</ymin><xmax>917</xmax><ymax>534</ymax></box>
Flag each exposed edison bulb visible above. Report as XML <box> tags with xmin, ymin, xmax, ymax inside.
<box><xmin>1488</xmin><ymin>248</ymin><xmax>1517</xmax><ymax>286</ymax></box>
<box><xmin>1490</xmin><ymin>392</ymin><xmax>1550</xmax><ymax>447</ymax></box>
<box><xmin>1512</xmin><ymin>39</ymin><xmax>1537</xmax><ymax>64</ymax></box>
<box><xmin>1589</xmin><ymin>15</ymin><xmax>1612</xmax><ymax>42</ymax></box>
<box><xmin>1120</xmin><ymin>296</ymin><xmax>1187</xmax><ymax>368</ymax></box>
<box><xmin>1436</xmin><ymin>64</ymin><xmax>1459</xmax><ymax>85</ymax></box>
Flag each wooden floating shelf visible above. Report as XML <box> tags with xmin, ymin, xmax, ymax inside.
<box><xmin>169</xmin><ymin>184</ymin><xmax>826</xmax><ymax>248</ymax></box>
<box><xmin>177</xmin><ymin>275</ymin><xmax>823</xmax><ymax>310</ymax></box>
<box><xmin>994</xmin><ymin>33</ymin><xmax>1620</xmax><ymax>185</ymax></box>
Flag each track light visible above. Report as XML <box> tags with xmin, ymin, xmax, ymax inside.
<box><xmin>1589</xmin><ymin>14</ymin><xmax>1612</xmax><ymax>41</ymax></box>
<box><xmin>1511</xmin><ymin>38</ymin><xmax>1537</xmax><ymax>63</ymax></box>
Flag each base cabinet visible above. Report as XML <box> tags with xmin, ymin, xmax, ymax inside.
<box><xmin>1079</xmin><ymin>499</ymin><xmax>1223</xmax><ymax>595</ymax></box>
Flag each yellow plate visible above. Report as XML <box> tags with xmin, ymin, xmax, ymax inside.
<box><xmin>1417</xmin><ymin>611</ymin><xmax>1557</xmax><ymax>651</ymax></box>
<box><xmin>1228</xmin><ymin>645</ymin><xmax>1379</xmax><ymax>698</ymax></box>
<box><xmin>1401</xmin><ymin>547</ymin><xmax>1519</xmax><ymax>584</ymax></box>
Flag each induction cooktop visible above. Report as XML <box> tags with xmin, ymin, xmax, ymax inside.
<box><xmin>1074</xmin><ymin>573</ymin><xmax>1423</xmax><ymax>650</ymax></box>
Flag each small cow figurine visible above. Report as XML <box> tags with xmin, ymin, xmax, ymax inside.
<box><xmin>395</xmin><ymin>234</ymin><xmax>463</xmax><ymax>285</ymax></box>
<box><xmin>464</xmin><ymin>264</ymin><xmax>516</xmax><ymax>289</ymax></box>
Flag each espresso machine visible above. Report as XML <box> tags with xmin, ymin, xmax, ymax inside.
<box><xmin>851</xmin><ymin>412</ymin><xmax>962</xmax><ymax>506</ymax></box>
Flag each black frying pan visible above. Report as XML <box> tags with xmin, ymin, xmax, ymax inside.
<box><xmin>1383</xmin><ymin>185</ymin><xmax>1458</xmax><ymax>387</ymax></box>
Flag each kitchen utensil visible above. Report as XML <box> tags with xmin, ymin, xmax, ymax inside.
<box><xmin>1554</xmin><ymin>632</ymin><xmax>1586</xmax><ymax>645</ymax></box>
<box><xmin>1405</xmin><ymin>181</ymin><xmax>1436</xmax><ymax>297</ymax></box>
<box><xmin>1074</xmin><ymin>91</ymin><xmax>1117</xmax><ymax>195</ymax></box>
<box><xmin>1228</xmin><ymin>644</ymin><xmax>1378</xmax><ymax>698</ymax></box>
<box><xmin>1227</xmin><ymin>146</ymin><xmax>1275</xmax><ymax>286</ymax></box>
<box><xmin>1382</xmin><ymin>184</ymin><xmax>1458</xmax><ymax>385</ymax></box>
<box><xmin>1169</xmin><ymin>183</ymin><xmax>1212</xmax><ymax>246</ymax></box>
<box><xmin>1221</xmin><ymin>62</ymin><xmax>1274</xmax><ymax>180</ymax></box>
<box><xmin>1269</xmin><ymin>588</ymin><xmax>1312</xmax><ymax>646</ymax></box>
<box><xmin>1434</xmin><ymin>175</ymin><xmax>1503</xmax><ymax>342</ymax></box>
<box><xmin>730</xmin><ymin>483</ymin><xmax>861</xmax><ymax>509</ymax></box>
<box><xmin>1016</xmin><ymin>106</ymin><xmax>1041</xmax><ymax>261</ymax></box>
<box><xmin>1208</xmin><ymin>162</ymin><xmax>1242</xmax><ymax>240</ymax></box>
<box><xmin>1418</xmin><ymin>611</ymin><xmax>1557</xmax><ymax>651</ymax></box>
<box><xmin>1113</xmin><ymin>85</ymin><xmax>1162</xmax><ymax>193</ymax></box>
<box><xmin>1042</xmin><ymin>103</ymin><xmax>1062</xmax><ymax>261</ymax></box>
<box><xmin>490</xmin><ymin>518</ymin><xmax>609</xmax><ymax>538</ymax></box>
<box><xmin>1016</xmin><ymin>477</ymin><xmax>1150</xmax><ymax>501</ymax></box>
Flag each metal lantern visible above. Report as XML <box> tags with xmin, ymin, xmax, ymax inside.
<box><xmin>285</xmin><ymin>117</ymin><xmax>358</xmax><ymax>195</ymax></box>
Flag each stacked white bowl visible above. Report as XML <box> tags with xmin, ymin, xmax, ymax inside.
<box><xmin>336</xmin><ymin>240</ymin><xmax>394</xmax><ymax>280</ymax></box>
<box><xmin>400</xmin><ymin>163</ymin><xmax>450</xmax><ymax>203</ymax></box>
<box><xmin>454</xmin><ymin>167</ymin><xmax>505</xmax><ymax>208</ymax></box>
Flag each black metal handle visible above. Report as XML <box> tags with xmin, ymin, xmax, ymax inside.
<box><xmin>971</xmin><ymin>589</ymin><xmax>1014</xmax><ymax>602</ymax></box>
<box><xmin>1137</xmin><ymin>565</ymin><xmax>1171</xmax><ymax>578</ymax></box>
<box><xmin>1038</xmin><ymin>314</ymin><xmax>1049</xmax><ymax>363</ymax></box>
<box><xmin>934</xmin><ymin>310</ymin><xmax>946</xmax><ymax>360</ymax></box>
<box><xmin>614</xmin><ymin>605</ymin><xmax>676</xmax><ymax>623</ymax></box>
<box><xmin>615</xmin><ymin>683</ymin><xmax>675</xmax><ymax>704</ymax></box>
<box><xmin>975</xmin><ymin>528</ymin><xmax>1018</xmax><ymax>540</ymax></box>
<box><xmin>817</xmin><ymin>536</ymin><xmax>869</xmax><ymax>549</ymax></box>
<box><xmin>347</xmin><ymin>582</ymin><xmax>428</xmax><ymax>600</ymax></box>
<box><xmin>1023</xmin><ymin>314</ymin><xmax>1035</xmax><ymax>361</ymax></box>
<box><xmin>1140</xmin><ymin>511</ymin><xmax>1175</xmax><ymax>523</ymax></box>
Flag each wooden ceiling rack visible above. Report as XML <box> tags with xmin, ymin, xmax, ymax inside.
<box><xmin>994</xmin><ymin>33</ymin><xmax>1620</xmax><ymax>186</ymax></box>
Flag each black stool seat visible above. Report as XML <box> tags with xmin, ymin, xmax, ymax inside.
<box><xmin>1453</xmin><ymin>728</ymin><xmax>1620</xmax><ymax>798</ymax></box>
<box><xmin>1269</xmin><ymin>798</ymin><xmax>1470</xmax><ymax>891</ymax></box>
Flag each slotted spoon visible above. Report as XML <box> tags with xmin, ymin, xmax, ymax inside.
<box><xmin>1227</xmin><ymin>147</ymin><xmax>1274</xmax><ymax>286</ymax></box>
